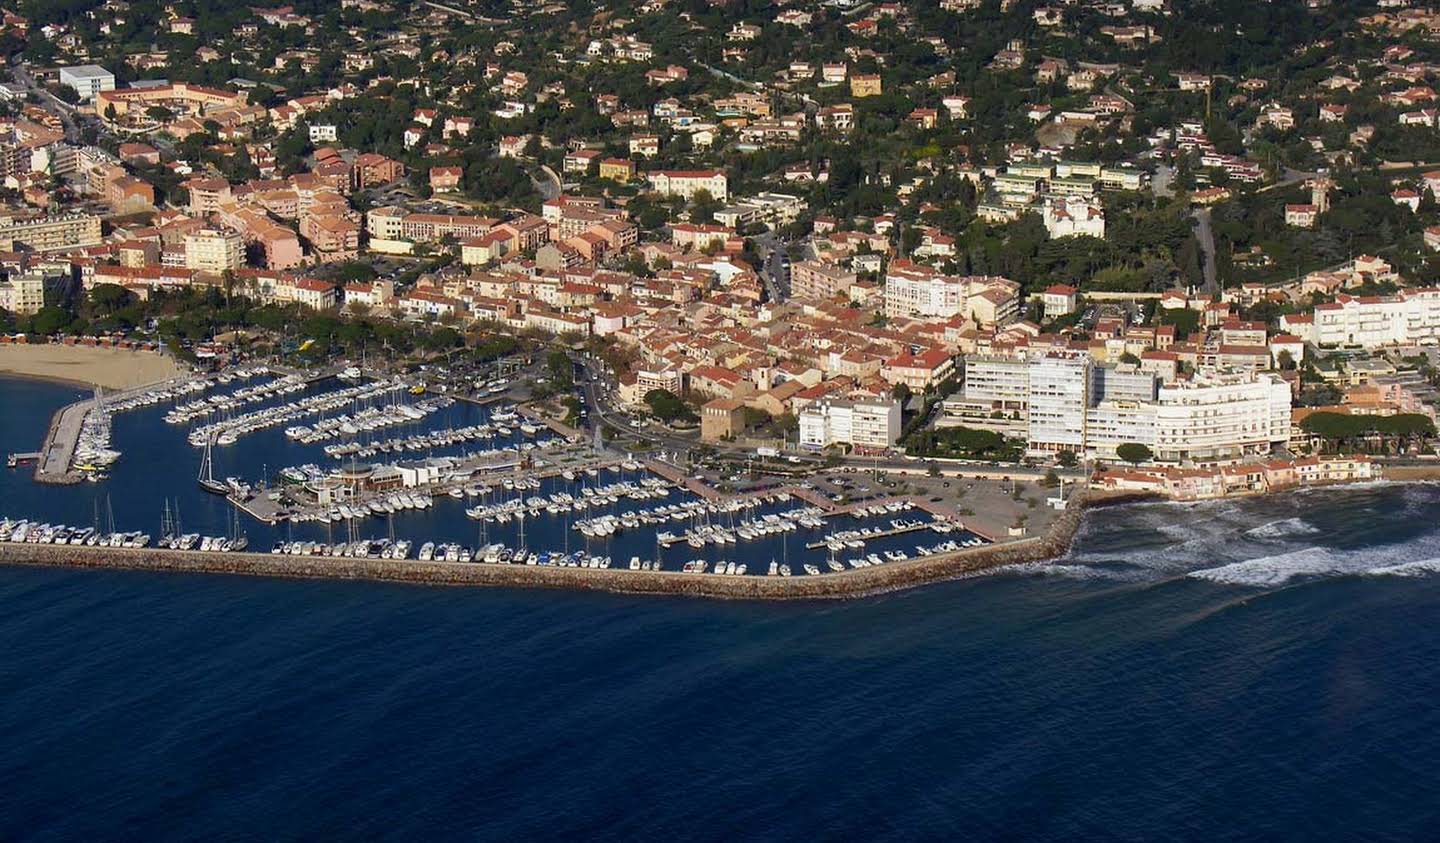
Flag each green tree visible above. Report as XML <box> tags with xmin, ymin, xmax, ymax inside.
<box><xmin>1116</xmin><ymin>443</ymin><xmax>1153</xmax><ymax>465</ymax></box>
<box><xmin>644</xmin><ymin>388</ymin><xmax>696</xmax><ymax>424</ymax></box>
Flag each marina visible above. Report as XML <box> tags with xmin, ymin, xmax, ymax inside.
<box><xmin>1</xmin><ymin>368</ymin><xmax>1022</xmax><ymax>589</ymax></box>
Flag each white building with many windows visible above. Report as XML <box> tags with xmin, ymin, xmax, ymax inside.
<box><xmin>1153</xmin><ymin>372</ymin><xmax>1292</xmax><ymax>463</ymax></box>
<box><xmin>58</xmin><ymin>65</ymin><xmax>115</xmax><ymax>102</ymax></box>
<box><xmin>1280</xmin><ymin>288</ymin><xmax>1440</xmax><ymax>348</ymax></box>
<box><xmin>883</xmin><ymin>261</ymin><xmax>1019</xmax><ymax>328</ymax></box>
<box><xmin>1026</xmin><ymin>352</ymin><xmax>1090</xmax><ymax>454</ymax></box>
<box><xmin>799</xmin><ymin>398</ymin><xmax>902</xmax><ymax>450</ymax></box>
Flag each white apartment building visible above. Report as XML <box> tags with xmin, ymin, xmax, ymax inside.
<box><xmin>0</xmin><ymin>271</ymin><xmax>45</xmax><ymax>315</ymax></box>
<box><xmin>1282</xmin><ymin>289</ymin><xmax>1440</xmax><ymax>348</ymax></box>
<box><xmin>1041</xmin><ymin>194</ymin><xmax>1106</xmax><ymax>239</ymax></box>
<box><xmin>951</xmin><ymin>353</ymin><xmax>1280</xmax><ymax>464</ymax></box>
<box><xmin>184</xmin><ymin>228</ymin><xmax>245</xmax><ymax>272</ymax></box>
<box><xmin>799</xmin><ymin>398</ymin><xmax>902</xmax><ymax>450</ymax></box>
<box><xmin>58</xmin><ymin>65</ymin><xmax>115</xmax><ymax>101</ymax></box>
<box><xmin>1153</xmin><ymin>372</ymin><xmax>1292</xmax><ymax>464</ymax></box>
<box><xmin>883</xmin><ymin>261</ymin><xmax>1019</xmax><ymax>327</ymax></box>
<box><xmin>645</xmin><ymin>170</ymin><xmax>728</xmax><ymax>202</ymax></box>
<box><xmin>1027</xmin><ymin>352</ymin><xmax>1090</xmax><ymax>454</ymax></box>
<box><xmin>962</xmin><ymin>354</ymin><xmax>1031</xmax><ymax>412</ymax></box>
<box><xmin>1084</xmin><ymin>400</ymin><xmax>1158</xmax><ymax>460</ymax></box>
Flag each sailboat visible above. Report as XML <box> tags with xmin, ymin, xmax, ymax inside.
<box><xmin>198</xmin><ymin>434</ymin><xmax>229</xmax><ymax>495</ymax></box>
<box><xmin>228</xmin><ymin>506</ymin><xmax>248</xmax><ymax>552</ymax></box>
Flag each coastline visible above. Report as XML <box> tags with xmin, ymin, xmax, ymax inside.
<box><xmin>0</xmin><ymin>490</ymin><xmax>1147</xmax><ymax>599</ymax></box>
<box><xmin>0</xmin><ymin>344</ymin><xmax>187</xmax><ymax>391</ymax></box>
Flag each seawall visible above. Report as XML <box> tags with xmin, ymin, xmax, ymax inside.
<box><xmin>0</xmin><ymin>491</ymin><xmax>1145</xmax><ymax>600</ymax></box>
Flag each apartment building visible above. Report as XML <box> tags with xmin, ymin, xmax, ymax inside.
<box><xmin>1027</xmin><ymin>352</ymin><xmax>1090</xmax><ymax>454</ymax></box>
<box><xmin>1153</xmin><ymin>372</ymin><xmax>1292</xmax><ymax>464</ymax></box>
<box><xmin>646</xmin><ymin>169</ymin><xmax>728</xmax><ymax>202</ymax></box>
<box><xmin>1084</xmin><ymin>400</ymin><xmax>1158</xmax><ymax>461</ymax></box>
<box><xmin>183</xmin><ymin>228</ymin><xmax>245</xmax><ymax>272</ymax></box>
<box><xmin>882</xmin><ymin>260</ymin><xmax>1019</xmax><ymax>327</ymax></box>
<box><xmin>790</xmin><ymin>259</ymin><xmax>856</xmax><ymax>301</ymax></box>
<box><xmin>0</xmin><ymin>212</ymin><xmax>102</xmax><ymax>252</ymax></box>
<box><xmin>798</xmin><ymin>398</ymin><xmax>902</xmax><ymax>450</ymax></box>
<box><xmin>58</xmin><ymin>65</ymin><xmax>115</xmax><ymax>101</ymax></box>
<box><xmin>1280</xmin><ymin>288</ymin><xmax>1440</xmax><ymax>348</ymax></box>
<box><xmin>0</xmin><ymin>271</ymin><xmax>45</xmax><ymax>314</ymax></box>
<box><xmin>949</xmin><ymin>354</ymin><xmax>1253</xmax><ymax>462</ymax></box>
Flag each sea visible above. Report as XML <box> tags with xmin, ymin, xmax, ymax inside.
<box><xmin>3</xmin><ymin>375</ymin><xmax>1440</xmax><ymax>841</ymax></box>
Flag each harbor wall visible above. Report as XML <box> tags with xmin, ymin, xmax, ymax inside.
<box><xmin>0</xmin><ymin>491</ymin><xmax>1149</xmax><ymax>600</ymax></box>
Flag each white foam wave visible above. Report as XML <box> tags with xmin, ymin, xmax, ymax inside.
<box><xmin>1244</xmin><ymin>517</ymin><xmax>1321</xmax><ymax>540</ymax></box>
<box><xmin>1364</xmin><ymin>557</ymin><xmax>1440</xmax><ymax>578</ymax></box>
<box><xmin>1187</xmin><ymin>548</ymin><xmax>1342</xmax><ymax>587</ymax></box>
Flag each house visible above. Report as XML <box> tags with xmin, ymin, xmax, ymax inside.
<box><xmin>1285</xmin><ymin>204</ymin><xmax>1319</xmax><ymax>228</ymax></box>
<box><xmin>499</xmin><ymin>135</ymin><xmax>530</xmax><ymax>159</ymax></box>
<box><xmin>599</xmin><ymin>158</ymin><xmax>636</xmax><ymax>182</ymax></box>
<box><xmin>646</xmin><ymin>170</ymin><xmax>728</xmax><ymax>202</ymax></box>
<box><xmin>850</xmin><ymin>74</ymin><xmax>883</xmax><ymax>98</ymax></box>
<box><xmin>1039</xmin><ymin>284</ymin><xmax>1078</xmax><ymax>318</ymax></box>
<box><xmin>906</xmin><ymin>108</ymin><xmax>939</xmax><ymax>130</ymax></box>
<box><xmin>882</xmin><ymin>347</ymin><xmax>955</xmax><ymax>392</ymax></box>
<box><xmin>563</xmin><ymin>149</ymin><xmax>601</xmax><ymax>175</ymax></box>
<box><xmin>429</xmin><ymin>166</ymin><xmax>463</xmax><ymax>193</ymax></box>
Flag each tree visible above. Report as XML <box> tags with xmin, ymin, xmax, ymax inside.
<box><xmin>644</xmin><ymin>388</ymin><xmax>696</xmax><ymax>424</ymax></box>
<box><xmin>1056</xmin><ymin>451</ymin><xmax>1079</xmax><ymax>468</ymax></box>
<box><xmin>30</xmin><ymin>305</ymin><xmax>71</xmax><ymax>336</ymax></box>
<box><xmin>1116</xmin><ymin>443</ymin><xmax>1153</xmax><ymax>465</ymax></box>
<box><xmin>546</xmin><ymin>350</ymin><xmax>573</xmax><ymax>387</ymax></box>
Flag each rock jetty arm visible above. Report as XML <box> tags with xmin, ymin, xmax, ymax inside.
<box><xmin>0</xmin><ymin>491</ymin><xmax>1150</xmax><ymax>600</ymax></box>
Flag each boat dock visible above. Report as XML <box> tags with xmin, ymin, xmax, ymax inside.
<box><xmin>230</xmin><ymin>445</ymin><xmax>633</xmax><ymax>524</ymax></box>
<box><xmin>33</xmin><ymin>398</ymin><xmax>94</xmax><ymax>485</ymax></box>
<box><xmin>803</xmin><ymin>522</ymin><xmax>933</xmax><ymax>550</ymax></box>
<box><xmin>6</xmin><ymin>452</ymin><xmax>41</xmax><ymax>467</ymax></box>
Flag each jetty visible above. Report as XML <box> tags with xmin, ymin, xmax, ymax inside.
<box><xmin>0</xmin><ymin>490</ymin><xmax>1144</xmax><ymax>600</ymax></box>
<box><xmin>33</xmin><ymin>375</ymin><xmax>202</xmax><ymax>485</ymax></box>
<box><xmin>34</xmin><ymin>397</ymin><xmax>93</xmax><ymax>484</ymax></box>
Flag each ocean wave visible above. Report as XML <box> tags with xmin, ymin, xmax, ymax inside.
<box><xmin>998</xmin><ymin>562</ymin><xmax>1140</xmax><ymax>582</ymax></box>
<box><xmin>1364</xmin><ymin>558</ymin><xmax>1440</xmax><ymax>578</ymax></box>
<box><xmin>1243</xmin><ymin>517</ymin><xmax>1321</xmax><ymax>540</ymax></box>
<box><xmin>1187</xmin><ymin>548</ymin><xmax>1341</xmax><ymax>587</ymax></box>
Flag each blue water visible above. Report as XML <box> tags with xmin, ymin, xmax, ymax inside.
<box><xmin>4</xmin><ymin>378</ymin><xmax>1440</xmax><ymax>840</ymax></box>
<box><xmin>0</xmin><ymin>376</ymin><xmax>958</xmax><ymax>570</ymax></box>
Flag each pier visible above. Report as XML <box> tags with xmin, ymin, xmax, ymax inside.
<box><xmin>33</xmin><ymin>375</ymin><xmax>202</xmax><ymax>485</ymax></box>
<box><xmin>230</xmin><ymin>444</ymin><xmax>632</xmax><ymax>525</ymax></box>
<box><xmin>803</xmin><ymin>521</ymin><xmax>934</xmax><ymax>550</ymax></box>
<box><xmin>34</xmin><ymin>397</ymin><xmax>93</xmax><ymax>484</ymax></box>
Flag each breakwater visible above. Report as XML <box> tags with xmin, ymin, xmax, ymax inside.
<box><xmin>0</xmin><ymin>490</ymin><xmax>1141</xmax><ymax>599</ymax></box>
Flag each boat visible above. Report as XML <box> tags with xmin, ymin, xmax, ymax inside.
<box><xmin>197</xmin><ymin>436</ymin><xmax>229</xmax><ymax>495</ymax></box>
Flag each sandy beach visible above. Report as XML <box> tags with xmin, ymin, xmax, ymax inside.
<box><xmin>0</xmin><ymin>344</ymin><xmax>187</xmax><ymax>390</ymax></box>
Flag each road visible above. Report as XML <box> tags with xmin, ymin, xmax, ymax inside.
<box><xmin>10</xmin><ymin>61</ymin><xmax>80</xmax><ymax>142</ymax></box>
<box><xmin>752</xmin><ymin>231</ymin><xmax>790</xmax><ymax>302</ymax></box>
<box><xmin>1190</xmin><ymin>207</ymin><xmax>1218</xmax><ymax>294</ymax></box>
<box><xmin>696</xmin><ymin>61</ymin><xmax>763</xmax><ymax>92</ymax></box>
<box><xmin>534</xmin><ymin>164</ymin><xmax>562</xmax><ymax>201</ymax></box>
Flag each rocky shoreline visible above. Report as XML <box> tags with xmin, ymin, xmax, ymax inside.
<box><xmin>0</xmin><ymin>490</ymin><xmax>1152</xmax><ymax>600</ymax></box>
